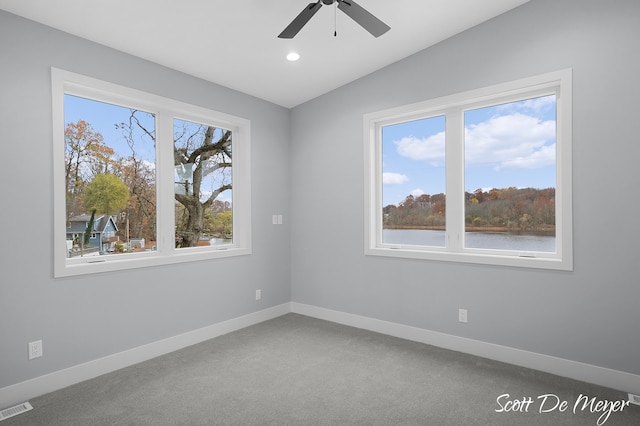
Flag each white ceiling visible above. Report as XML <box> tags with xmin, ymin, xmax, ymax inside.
<box><xmin>0</xmin><ymin>0</ymin><xmax>529</xmax><ymax>108</ymax></box>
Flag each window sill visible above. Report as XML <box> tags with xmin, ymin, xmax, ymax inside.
<box><xmin>365</xmin><ymin>246</ymin><xmax>572</xmax><ymax>271</ymax></box>
<box><xmin>56</xmin><ymin>246</ymin><xmax>252</xmax><ymax>278</ymax></box>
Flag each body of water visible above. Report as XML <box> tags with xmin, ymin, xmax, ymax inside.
<box><xmin>383</xmin><ymin>229</ymin><xmax>555</xmax><ymax>252</ymax></box>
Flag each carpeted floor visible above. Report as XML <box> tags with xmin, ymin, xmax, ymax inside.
<box><xmin>3</xmin><ymin>313</ymin><xmax>639</xmax><ymax>425</ymax></box>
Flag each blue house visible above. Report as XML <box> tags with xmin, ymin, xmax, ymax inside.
<box><xmin>66</xmin><ymin>214</ymin><xmax>119</xmax><ymax>254</ymax></box>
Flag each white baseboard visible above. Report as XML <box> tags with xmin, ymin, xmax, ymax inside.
<box><xmin>290</xmin><ymin>302</ymin><xmax>640</xmax><ymax>395</ymax></box>
<box><xmin>0</xmin><ymin>303</ymin><xmax>291</xmax><ymax>409</ymax></box>
<box><xmin>3</xmin><ymin>301</ymin><xmax>638</xmax><ymax>410</ymax></box>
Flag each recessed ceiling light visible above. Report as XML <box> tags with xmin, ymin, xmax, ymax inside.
<box><xmin>286</xmin><ymin>52</ymin><xmax>300</xmax><ymax>61</ymax></box>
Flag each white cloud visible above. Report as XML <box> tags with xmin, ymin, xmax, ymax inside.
<box><xmin>383</xmin><ymin>172</ymin><xmax>409</xmax><ymax>185</ymax></box>
<box><xmin>410</xmin><ymin>188</ymin><xmax>424</xmax><ymax>197</ymax></box>
<box><xmin>391</xmin><ymin>112</ymin><xmax>555</xmax><ymax>173</ymax></box>
<box><xmin>464</xmin><ymin>113</ymin><xmax>555</xmax><ymax>170</ymax></box>
<box><xmin>394</xmin><ymin>132</ymin><xmax>445</xmax><ymax>165</ymax></box>
<box><xmin>496</xmin><ymin>94</ymin><xmax>555</xmax><ymax>115</ymax></box>
<box><xmin>498</xmin><ymin>144</ymin><xmax>556</xmax><ymax>170</ymax></box>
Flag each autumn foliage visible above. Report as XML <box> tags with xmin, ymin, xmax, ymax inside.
<box><xmin>384</xmin><ymin>187</ymin><xmax>555</xmax><ymax>232</ymax></box>
<box><xmin>64</xmin><ymin>119</ymin><xmax>158</xmax><ymax>245</ymax></box>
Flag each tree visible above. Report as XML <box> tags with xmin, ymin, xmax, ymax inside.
<box><xmin>384</xmin><ymin>187</ymin><xmax>555</xmax><ymax>232</ymax></box>
<box><xmin>64</xmin><ymin>120</ymin><xmax>115</xmax><ymax>217</ymax></box>
<box><xmin>114</xmin><ymin>111</ymin><xmax>158</xmax><ymax>244</ymax></box>
<box><xmin>208</xmin><ymin>211</ymin><xmax>233</xmax><ymax>238</ymax></box>
<box><xmin>82</xmin><ymin>173</ymin><xmax>130</xmax><ymax>246</ymax></box>
<box><xmin>115</xmin><ymin>157</ymin><xmax>156</xmax><ymax>242</ymax></box>
<box><xmin>127</xmin><ymin>113</ymin><xmax>233</xmax><ymax>248</ymax></box>
<box><xmin>173</xmin><ymin>123</ymin><xmax>232</xmax><ymax>248</ymax></box>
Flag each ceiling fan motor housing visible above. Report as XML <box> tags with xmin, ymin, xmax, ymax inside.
<box><xmin>321</xmin><ymin>0</ymin><xmax>335</xmax><ymax>4</ymax></box>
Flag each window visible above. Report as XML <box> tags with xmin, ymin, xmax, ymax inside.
<box><xmin>52</xmin><ymin>68</ymin><xmax>251</xmax><ymax>277</ymax></box>
<box><xmin>173</xmin><ymin>118</ymin><xmax>234</xmax><ymax>249</ymax></box>
<box><xmin>365</xmin><ymin>69</ymin><xmax>572</xmax><ymax>270</ymax></box>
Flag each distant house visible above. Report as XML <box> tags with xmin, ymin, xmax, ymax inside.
<box><xmin>67</xmin><ymin>214</ymin><xmax>119</xmax><ymax>253</ymax></box>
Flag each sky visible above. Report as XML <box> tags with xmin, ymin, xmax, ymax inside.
<box><xmin>382</xmin><ymin>94</ymin><xmax>556</xmax><ymax>206</ymax></box>
<box><xmin>64</xmin><ymin>94</ymin><xmax>232</xmax><ymax>204</ymax></box>
<box><xmin>64</xmin><ymin>94</ymin><xmax>156</xmax><ymax>163</ymax></box>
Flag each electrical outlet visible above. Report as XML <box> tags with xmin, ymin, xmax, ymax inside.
<box><xmin>28</xmin><ymin>340</ymin><xmax>42</xmax><ymax>360</ymax></box>
<box><xmin>629</xmin><ymin>393</ymin><xmax>640</xmax><ymax>406</ymax></box>
<box><xmin>458</xmin><ymin>309</ymin><xmax>468</xmax><ymax>323</ymax></box>
<box><xmin>255</xmin><ymin>289</ymin><xmax>261</xmax><ymax>301</ymax></box>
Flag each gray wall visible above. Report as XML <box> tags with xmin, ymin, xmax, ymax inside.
<box><xmin>290</xmin><ymin>0</ymin><xmax>640</xmax><ymax>375</ymax></box>
<box><xmin>0</xmin><ymin>11</ymin><xmax>291</xmax><ymax>388</ymax></box>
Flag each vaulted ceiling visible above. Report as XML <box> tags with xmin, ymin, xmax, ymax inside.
<box><xmin>0</xmin><ymin>0</ymin><xmax>530</xmax><ymax>108</ymax></box>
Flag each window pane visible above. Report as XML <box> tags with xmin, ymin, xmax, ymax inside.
<box><xmin>381</xmin><ymin>116</ymin><xmax>446</xmax><ymax>247</ymax></box>
<box><xmin>464</xmin><ymin>95</ymin><xmax>556</xmax><ymax>252</ymax></box>
<box><xmin>64</xmin><ymin>95</ymin><xmax>156</xmax><ymax>258</ymax></box>
<box><xmin>173</xmin><ymin>119</ymin><xmax>232</xmax><ymax>248</ymax></box>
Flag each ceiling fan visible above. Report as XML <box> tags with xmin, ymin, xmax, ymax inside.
<box><xmin>278</xmin><ymin>0</ymin><xmax>390</xmax><ymax>39</ymax></box>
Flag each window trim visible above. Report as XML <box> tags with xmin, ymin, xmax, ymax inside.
<box><xmin>52</xmin><ymin>68</ymin><xmax>251</xmax><ymax>278</ymax></box>
<box><xmin>364</xmin><ymin>69</ymin><xmax>572</xmax><ymax>270</ymax></box>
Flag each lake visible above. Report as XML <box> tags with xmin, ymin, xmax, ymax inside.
<box><xmin>382</xmin><ymin>229</ymin><xmax>555</xmax><ymax>252</ymax></box>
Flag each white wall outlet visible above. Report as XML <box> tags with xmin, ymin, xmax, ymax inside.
<box><xmin>458</xmin><ymin>309</ymin><xmax>468</xmax><ymax>323</ymax></box>
<box><xmin>28</xmin><ymin>340</ymin><xmax>42</xmax><ymax>360</ymax></box>
<box><xmin>629</xmin><ymin>393</ymin><xmax>640</xmax><ymax>406</ymax></box>
<box><xmin>272</xmin><ymin>214</ymin><xmax>283</xmax><ymax>225</ymax></box>
<box><xmin>255</xmin><ymin>289</ymin><xmax>261</xmax><ymax>300</ymax></box>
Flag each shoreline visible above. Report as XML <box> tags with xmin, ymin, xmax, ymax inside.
<box><xmin>384</xmin><ymin>225</ymin><xmax>555</xmax><ymax>233</ymax></box>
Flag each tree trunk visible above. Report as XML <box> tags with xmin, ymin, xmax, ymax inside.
<box><xmin>177</xmin><ymin>199</ymin><xmax>203</xmax><ymax>248</ymax></box>
<box><xmin>84</xmin><ymin>210</ymin><xmax>96</xmax><ymax>247</ymax></box>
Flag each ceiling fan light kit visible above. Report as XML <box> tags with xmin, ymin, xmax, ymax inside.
<box><xmin>278</xmin><ymin>0</ymin><xmax>390</xmax><ymax>39</ymax></box>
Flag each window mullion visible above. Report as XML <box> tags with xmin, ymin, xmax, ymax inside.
<box><xmin>374</xmin><ymin>122</ymin><xmax>384</xmax><ymax>248</ymax></box>
<box><xmin>156</xmin><ymin>111</ymin><xmax>176</xmax><ymax>253</ymax></box>
<box><xmin>445</xmin><ymin>108</ymin><xmax>464</xmax><ymax>252</ymax></box>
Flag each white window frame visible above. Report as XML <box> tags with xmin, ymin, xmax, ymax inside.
<box><xmin>52</xmin><ymin>68</ymin><xmax>251</xmax><ymax>277</ymax></box>
<box><xmin>364</xmin><ymin>69</ymin><xmax>572</xmax><ymax>270</ymax></box>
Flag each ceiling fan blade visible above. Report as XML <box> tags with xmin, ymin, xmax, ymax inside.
<box><xmin>337</xmin><ymin>0</ymin><xmax>390</xmax><ymax>37</ymax></box>
<box><xmin>278</xmin><ymin>1</ymin><xmax>323</xmax><ymax>39</ymax></box>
